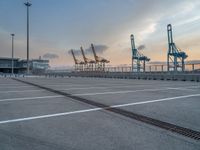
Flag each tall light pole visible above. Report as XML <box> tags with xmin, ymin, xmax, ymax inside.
<box><xmin>11</xmin><ymin>34</ymin><xmax>15</xmax><ymax>74</ymax></box>
<box><xmin>24</xmin><ymin>1</ymin><xmax>32</xmax><ymax>74</ymax></box>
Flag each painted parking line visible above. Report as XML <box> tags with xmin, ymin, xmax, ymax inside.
<box><xmin>0</xmin><ymin>84</ymin><xmax>155</xmax><ymax>93</ymax></box>
<box><xmin>0</xmin><ymin>108</ymin><xmax>102</xmax><ymax>124</ymax></box>
<box><xmin>0</xmin><ymin>93</ymin><xmax>199</xmax><ymax>124</ymax></box>
<box><xmin>0</xmin><ymin>89</ymin><xmax>45</xmax><ymax>93</ymax></box>
<box><xmin>69</xmin><ymin>85</ymin><xmax>200</xmax><ymax>91</ymax></box>
<box><xmin>167</xmin><ymin>87</ymin><xmax>197</xmax><ymax>91</ymax></box>
<box><xmin>0</xmin><ymin>86</ymin><xmax>199</xmax><ymax>102</ymax></box>
<box><xmin>74</xmin><ymin>86</ymin><xmax>200</xmax><ymax>96</ymax></box>
<box><xmin>0</xmin><ymin>84</ymin><xmax>26</xmax><ymax>86</ymax></box>
<box><xmin>0</xmin><ymin>85</ymin><xmax>32</xmax><ymax>89</ymax></box>
<box><xmin>74</xmin><ymin>89</ymin><xmax>161</xmax><ymax>96</ymax></box>
<box><xmin>0</xmin><ymin>85</ymin><xmax>199</xmax><ymax>94</ymax></box>
<box><xmin>0</xmin><ymin>95</ymin><xmax>63</xmax><ymax>102</ymax></box>
<box><xmin>0</xmin><ymin>86</ymin><xmax>107</xmax><ymax>93</ymax></box>
<box><xmin>111</xmin><ymin>93</ymin><xmax>200</xmax><ymax>108</ymax></box>
<box><xmin>0</xmin><ymin>84</ymin><xmax>83</xmax><ymax>89</ymax></box>
<box><xmin>0</xmin><ymin>83</ymin><xmax>126</xmax><ymax>89</ymax></box>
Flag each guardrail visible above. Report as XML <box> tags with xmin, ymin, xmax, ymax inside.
<box><xmin>1</xmin><ymin>64</ymin><xmax>198</xmax><ymax>82</ymax></box>
<box><xmin>94</xmin><ymin>63</ymin><xmax>200</xmax><ymax>73</ymax></box>
<box><xmin>43</xmin><ymin>63</ymin><xmax>200</xmax><ymax>82</ymax></box>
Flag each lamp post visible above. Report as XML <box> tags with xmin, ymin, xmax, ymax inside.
<box><xmin>24</xmin><ymin>1</ymin><xmax>32</xmax><ymax>74</ymax></box>
<box><xmin>11</xmin><ymin>34</ymin><xmax>15</xmax><ymax>74</ymax></box>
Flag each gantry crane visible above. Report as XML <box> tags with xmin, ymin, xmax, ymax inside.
<box><xmin>71</xmin><ymin>49</ymin><xmax>84</xmax><ymax>71</ymax></box>
<box><xmin>167</xmin><ymin>24</ymin><xmax>188</xmax><ymax>71</ymax></box>
<box><xmin>80</xmin><ymin>46</ymin><xmax>95</xmax><ymax>71</ymax></box>
<box><xmin>91</xmin><ymin>43</ymin><xmax>110</xmax><ymax>71</ymax></box>
<box><xmin>131</xmin><ymin>34</ymin><xmax>150</xmax><ymax>72</ymax></box>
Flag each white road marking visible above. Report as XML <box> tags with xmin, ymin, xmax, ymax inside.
<box><xmin>0</xmin><ymin>80</ymin><xmax>199</xmax><ymax>93</ymax></box>
<box><xmin>0</xmin><ymin>95</ymin><xmax>63</xmax><ymax>102</ymax></box>
<box><xmin>0</xmin><ymin>85</ymin><xmax>199</xmax><ymax>102</ymax></box>
<box><xmin>0</xmin><ymin>85</ymin><xmax>125</xmax><ymax>93</ymax></box>
<box><xmin>111</xmin><ymin>93</ymin><xmax>200</xmax><ymax>108</ymax></box>
<box><xmin>46</xmin><ymin>84</ymin><xmax>86</xmax><ymax>87</ymax></box>
<box><xmin>175</xmin><ymin>86</ymin><xmax>200</xmax><ymax>89</ymax></box>
<box><xmin>60</xmin><ymin>85</ymin><xmax>149</xmax><ymax>91</ymax></box>
<box><xmin>0</xmin><ymin>83</ymin><xmax>123</xmax><ymax>89</ymax></box>
<box><xmin>0</xmin><ymin>85</ymin><xmax>32</xmax><ymax>89</ymax></box>
<box><xmin>167</xmin><ymin>87</ymin><xmax>196</xmax><ymax>91</ymax></box>
<box><xmin>0</xmin><ymin>84</ymin><xmax>149</xmax><ymax>93</ymax></box>
<box><xmin>73</xmin><ymin>85</ymin><xmax>200</xmax><ymax>96</ymax></box>
<box><xmin>166</xmin><ymin>86</ymin><xmax>200</xmax><ymax>91</ymax></box>
<box><xmin>0</xmin><ymin>89</ymin><xmax>45</xmax><ymax>93</ymax></box>
<box><xmin>73</xmin><ymin>88</ymin><xmax>175</xmax><ymax>96</ymax></box>
<box><xmin>0</xmin><ymin>93</ymin><xmax>199</xmax><ymax>124</ymax></box>
<box><xmin>0</xmin><ymin>108</ymin><xmax>102</xmax><ymax>124</ymax></box>
<box><xmin>0</xmin><ymin>84</ymin><xmax>25</xmax><ymax>86</ymax></box>
<box><xmin>0</xmin><ymin>84</ymin><xmax>84</xmax><ymax>89</ymax></box>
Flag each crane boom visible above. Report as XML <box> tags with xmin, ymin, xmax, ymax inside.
<box><xmin>91</xmin><ymin>43</ymin><xmax>98</xmax><ymax>62</ymax></box>
<box><xmin>131</xmin><ymin>34</ymin><xmax>136</xmax><ymax>50</ymax></box>
<box><xmin>71</xmin><ymin>49</ymin><xmax>78</xmax><ymax>64</ymax></box>
<box><xmin>131</xmin><ymin>34</ymin><xmax>137</xmax><ymax>58</ymax></box>
<box><xmin>167</xmin><ymin>24</ymin><xmax>173</xmax><ymax>47</ymax></box>
<box><xmin>80</xmin><ymin>47</ymin><xmax>87</xmax><ymax>63</ymax></box>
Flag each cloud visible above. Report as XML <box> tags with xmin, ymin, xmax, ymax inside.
<box><xmin>138</xmin><ymin>23</ymin><xmax>157</xmax><ymax>41</ymax></box>
<box><xmin>67</xmin><ymin>49</ymin><xmax>82</xmax><ymax>56</ymax></box>
<box><xmin>85</xmin><ymin>44</ymin><xmax>109</xmax><ymax>54</ymax></box>
<box><xmin>137</xmin><ymin>44</ymin><xmax>146</xmax><ymax>50</ymax></box>
<box><xmin>175</xmin><ymin>16</ymin><xmax>200</xmax><ymax>27</ymax></box>
<box><xmin>67</xmin><ymin>44</ymin><xmax>109</xmax><ymax>56</ymax></box>
<box><xmin>1</xmin><ymin>0</ymin><xmax>200</xmax><ymax>67</ymax></box>
<box><xmin>43</xmin><ymin>53</ymin><xmax>59</xmax><ymax>59</ymax></box>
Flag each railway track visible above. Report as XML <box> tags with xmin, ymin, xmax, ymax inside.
<box><xmin>12</xmin><ymin>78</ymin><xmax>200</xmax><ymax>141</ymax></box>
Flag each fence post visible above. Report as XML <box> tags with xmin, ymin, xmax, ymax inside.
<box><xmin>192</xmin><ymin>64</ymin><xmax>194</xmax><ymax>72</ymax></box>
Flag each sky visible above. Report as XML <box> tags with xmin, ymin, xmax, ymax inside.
<box><xmin>0</xmin><ymin>0</ymin><xmax>200</xmax><ymax>67</ymax></box>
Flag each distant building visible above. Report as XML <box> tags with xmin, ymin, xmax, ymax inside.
<box><xmin>0</xmin><ymin>57</ymin><xmax>21</xmax><ymax>73</ymax></box>
<box><xmin>30</xmin><ymin>59</ymin><xmax>50</xmax><ymax>74</ymax></box>
<box><xmin>0</xmin><ymin>57</ymin><xmax>49</xmax><ymax>74</ymax></box>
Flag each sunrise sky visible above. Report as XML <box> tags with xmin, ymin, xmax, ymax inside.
<box><xmin>0</xmin><ymin>0</ymin><xmax>200</xmax><ymax>67</ymax></box>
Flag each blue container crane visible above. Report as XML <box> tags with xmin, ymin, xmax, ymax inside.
<box><xmin>131</xmin><ymin>34</ymin><xmax>150</xmax><ymax>72</ymax></box>
<box><xmin>167</xmin><ymin>24</ymin><xmax>188</xmax><ymax>71</ymax></box>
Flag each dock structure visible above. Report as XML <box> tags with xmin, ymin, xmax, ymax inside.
<box><xmin>68</xmin><ymin>24</ymin><xmax>196</xmax><ymax>75</ymax></box>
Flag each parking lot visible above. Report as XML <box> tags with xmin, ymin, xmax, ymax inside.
<box><xmin>0</xmin><ymin>77</ymin><xmax>199</xmax><ymax>150</ymax></box>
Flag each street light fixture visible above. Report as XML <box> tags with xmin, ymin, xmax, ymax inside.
<box><xmin>24</xmin><ymin>1</ymin><xmax>32</xmax><ymax>74</ymax></box>
<box><xmin>11</xmin><ymin>33</ymin><xmax>15</xmax><ymax>74</ymax></box>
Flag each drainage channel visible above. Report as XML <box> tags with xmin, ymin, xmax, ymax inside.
<box><xmin>12</xmin><ymin>78</ymin><xmax>200</xmax><ymax>141</ymax></box>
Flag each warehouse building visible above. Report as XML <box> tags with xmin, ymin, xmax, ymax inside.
<box><xmin>0</xmin><ymin>57</ymin><xmax>49</xmax><ymax>74</ymax></box>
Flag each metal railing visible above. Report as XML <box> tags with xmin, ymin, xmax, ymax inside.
<box><xmin>73</xmin><ymin>63</ymin><xmax>200</xmax><ymax>73</ymax></box>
